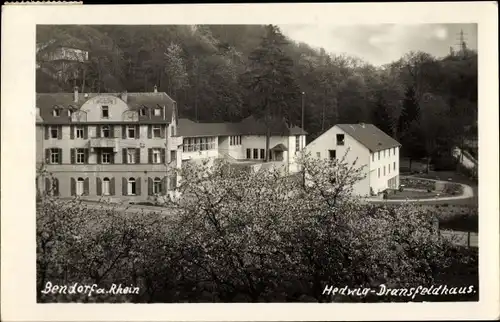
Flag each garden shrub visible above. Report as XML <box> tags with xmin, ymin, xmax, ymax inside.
<box><xmin>444</xmin><ymin>183</ymin><xmax>463</xmax><ymax>196</ymax></box>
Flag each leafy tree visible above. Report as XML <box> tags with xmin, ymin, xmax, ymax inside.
<box><xmin>163</xmin><ymin>42</ymin><xmax>189</xmax><ymax>99</ymax></box>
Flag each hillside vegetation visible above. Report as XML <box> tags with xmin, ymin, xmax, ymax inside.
<box><xmin>36</xmin><ymin>25</ymin><xmax>477</xmax><ymax>164</ymax></box>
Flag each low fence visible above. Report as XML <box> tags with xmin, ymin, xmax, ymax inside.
<box><xmin>439</xmin><ymin>229</ymin><xmax>478</xmax><ymax>248</ymax></box>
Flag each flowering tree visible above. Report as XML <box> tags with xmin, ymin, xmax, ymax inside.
<box><xmin>37</xmin><ymin>154</ymin><xmax>477</xmax><ymax>303</ymax></box>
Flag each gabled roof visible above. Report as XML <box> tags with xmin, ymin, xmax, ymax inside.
<box><xmin>36</xmin><ymin>92</ymin><xmax>176</xmax><ymax>124</ymax></box>
<box><xmin>336</xmin><ymin>123</ymin><xmax>401</xmax><ymax>152</ymax></box>
<box><xmin>178</xmin><ymin>116</ymin><xmax>307</xmax><ymax>138</ymax></box>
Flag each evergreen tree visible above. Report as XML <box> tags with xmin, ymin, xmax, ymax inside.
<box><xmin>242</xmin><ymin>25</ymin><xmax>300</xmax><ymax>161</ymax></box>
<box><xmin>371</xmin><ymin>93</ymin><xmax>393</xmax><ymax>136</ymax></box>
<box><xmin>398</xmin><ymin>85</ymin><xmax>420</xmax><ymax>136</ymax></box>
<box><xmin>398</xmin><ymin>85</ymin><xmax>425</xmax><ymax>169</ymax></box>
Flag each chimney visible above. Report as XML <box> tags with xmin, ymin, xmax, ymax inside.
<box><xmin>153</xmin><ymin>85</ymin><xmax>158</xmax><ymax>93</ymax></box>
<box><xmin>73</xmin><ymin>86</ymin><xmax>79</xmax><ymax>103</ymax></box>
<box><xmin>121</xmin><ymin>90</ymin><xmax>128</xmax><ymax>103</ymax></box>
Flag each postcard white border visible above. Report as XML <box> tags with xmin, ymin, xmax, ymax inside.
<box><xmin>1</xmin><ymin>2</ymin><xmax>498</xmax><ymax>321</ymax></box>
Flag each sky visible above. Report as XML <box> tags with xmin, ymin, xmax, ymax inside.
<box><xmin>279</xmin><ymin>24</ymin><xmax>477</xmax><ymax>66</ymax></box>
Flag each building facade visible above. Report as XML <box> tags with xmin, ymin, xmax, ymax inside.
<box><xmin>304</xmin><ymin>123</ymin><xmax>401</xmax><ymax>197</ymax></box>
<box><xmin>36</xmin><ymin>87</ymin><xmax>182</xmax><ymax>202</ymax></box>
<box><xmin>178</xmin><ymin>117</ymin><xmax>307</xmax><ymax>174</ymax></box>
<box><xmin>36</xmin><ymin>88</ymin><xmax>307</xmax><ymax>202</ymax></box>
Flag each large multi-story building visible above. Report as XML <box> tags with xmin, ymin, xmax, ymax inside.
<box><xmin>36</xmin><ymin>87</ymin><xmax>307</xmax><ymax>201</ymax></box>
<box><xmin>36</xmin><ymin>86</ymin><xmax>182</xmax><ymax>202</ymax></box>
<box><xmin>304</xmin><ymin>123</ymin><xmax>401</xmax><ymax>197</ymax></box>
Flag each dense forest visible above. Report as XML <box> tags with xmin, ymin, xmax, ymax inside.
<box><xmin>36</xmin><ymin>25</ymin><xmax>477</xmax><ymax>165</ymax></box>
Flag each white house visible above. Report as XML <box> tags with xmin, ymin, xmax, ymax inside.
<box><xmin>177</xmin><ymin>116</ymin><xmax>307</xmax><ymax>174</ymax></box>
<box><xmin>304</xmin><ymin>123</ymin><xmax>401</xmax><ymax>197</ymax></box>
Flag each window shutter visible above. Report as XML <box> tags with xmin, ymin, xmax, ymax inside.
<box><xmin>83</xmin><ymin>126</ymin><xmax>88</xmax><ymax>139</ymax></box>
<box><xmin>147</xmin><ymin>125</ymin><xmax>152</xmax><ymax>139</ymax></box>
<box><xmin>122</xmin><ymin>148</ymin><xmax>127</xmax><ymax>164</ymax></box>
<box><xmin>85</xmin><ymin>149</ymin><xmax>89</xmax><ymax>164</ymax></box>
<box><xmin>136</xmin><ymin>125</ymin><xmax>140</xmax><ymax>139</ymax></box>
<box><xmin>136</xmin><ymin>177</ymin><xmax>141</xmax><ymax>196</ymax></box>
<box><xmin>44</xmin><ymin>126</ymin><xmax>49</xmax><ymax>140</ymax></box>
<box><xmin>110</xmin><ymin>151</ymin><xmax>115</xmax><ymax>164</ymax></box>
<box><xmin>135</xmin><ymin>148</ymin><xmax>140</xmax><ymax>163</ymax></box>
<box><xmin>161</xmin><ymin>125</ymin><xmax>165</xmax><ymax>138</ymax></box>
<box><xmin>70</xmin><ymin>178</ymin><xmax>76</xmax><ymax>196</ymax></box>
<box><xmin>162</xmin><ymin>177</ymin><xmax>167</xmax><ymax>194</ymax></box>
<box><xmin>53</xmin><ymin>178</ymin><xmax>59</xmax><ymax>196</ymax></box>
<box><xmin>58</xmin><ymin>148</ymin><xmax>63</xmax><ymax>164</ymax></box>
<box><xmin>45</xmin><ymin>178</ymin><xmax>51</xmax><ymax>195</ymax></box>
<box><xmin>45</xmin><ymin>149</ymin><xmax>50</xmax><ymax>163</ymax></box>
<box><xmin>161</xmin><ymin>148</ymin><xmax>166</xmax><ymax>164</ymax></box>
<box><xmin>96</xmin><ymin>125</ymin><xmax>101</xmax><ymax>138</ymax></box>
<box><xmin>122</xmin><ymin>125</ymin><xmax>126</xmax><ymax>139</ymax></box>
<box><xmin>148</xmin><ymin>177</ymin><xmax>153</xmax><ymax>196</ymax></box>
<box><xmin>70</xmin><ymin>148</ymin><xmax>75</xmax><ymax>164</ymax></box>
<box><xmin>110</xmin><ymin>177</ymin><xmax>115</xmax><ymax>195</ymax></box>
<box><xmin>96</xmin><ymin>177</ymin><xmax>102</xmax><ymax>196</ymax></box>
<box><xmin>148</xmin><ymin>148</ymin><xmax>152</xmax><ymax>164</ymax></box>
<box><xmin>84</xmin><ymin>178</ymin><xmax>89</xmax><ymax>196</ymax></box>
<box><xmin>111</xmin><ymin>125</ymin><xmax>116</xmax><ymax>138</ymax></box>
<box><xmin>122</xmin><ymin>177</ymin><xmax>127</xmax><ymax>195</ymax></box>
<box><xmin>70</xmin><ymin>125</ymin><xmax>74</xmax><ymax>139</ymax></box>
<box><xmin>57</xmin><ymin>126</ymin><xmax>62</xmax><ymax>139</ymax></box>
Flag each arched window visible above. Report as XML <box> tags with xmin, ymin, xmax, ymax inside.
<box><xmin>140</xmin><ymin>108</ymin><xmax>146</xmax><ymax>116</ymax></box>
<box><xmin>76</xmin><ymin>177</ymin><xmax>85</xmax><ymax>196</ymax></box>
<box><xmin>128</xmin><ymin>177</ymin><xmax>136</xmax><ymax>195</ymax></box>
<box><xmin>102</xmin><ymin>177</ymin><xmax>110</xmax><ymax>195</ymax></box>
<box><xmin>52</xmin><ymin>108</ymin><xmax>60</xmax><ymax>117</ymax></box>
<box><xmin>153</xmin><ymin>177</ymin><xmax>162</xmax><ymax>194</ymax></box>
<box><xmin>102</xmin><ymin>125</ymin><xmax>110</xmax><ymax>138</ymax></box>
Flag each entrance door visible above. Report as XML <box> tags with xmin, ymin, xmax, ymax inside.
<box><xmin>102</xmin><ymin>178</ymin><xmax>110</xmax><ymax>195</ymax></box>
<box><xmin>76</xmin><ymin>178</ymin><xmax>84</xmax><ymax>196</ymax></box>
<box><xmin>128</xmin><ymin>178</ymin><xmax>136</xmax><ymax>195</ymax></box>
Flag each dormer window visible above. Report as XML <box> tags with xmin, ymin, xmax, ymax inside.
<box><xmin>52</xmin><ymin>108</ymin><xmax>60</xmax><ymax>117</ymax></box>
<box><xmin>101</xmin><ymin>106</ymin><xmax>109</xmax><ymax>118</ymax></box>
<box><xmin>154</xmin><ymin>108</ymin><xmax>161</xmax><ymax>116</ymax></box>
<box><xmin>140</xmin><ymin>108</ymin><xmax>146</xmax><ymax>116</ymax></box>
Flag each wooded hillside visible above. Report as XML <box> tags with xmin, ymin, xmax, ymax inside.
<box><xmin>36</xmin><ymin>25</ymin><xmax>477</xmax><ymax>163</ymax></box>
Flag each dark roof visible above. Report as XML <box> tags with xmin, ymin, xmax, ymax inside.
<box><xmin>336</xmin><ymin>124</ymin><xmax>401</xmax><ymax>152</ymax></box>
<box><xmin>178</xmin><ymin>116</ymin><xmax>307</xmax><ymax>137</ymax></box>
<box><xmin>177</xmin><ymin>119</ymin><xmax>242</xmax><ymax>137</ymax></box>
<box><xmin>271</xmin><ymin>143</ymin><xmax>288</xmax><ymax>152</ymax></box>
<box><xmin>36</xmin><ymin>92</ymin><xmax>176</xmax><ymax>124</ymax></box>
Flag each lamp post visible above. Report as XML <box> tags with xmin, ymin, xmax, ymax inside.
<box><xmin>301</xmin><ymin>91</ymin><xmax>305</xmax><ymax>130</ymax></box>
<box><xmin>300</xmin><ymin>91</ymin><xmax>305</xmax><ymax>188</ymax></box>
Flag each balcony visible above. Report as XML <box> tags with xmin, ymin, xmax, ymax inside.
<box><xmin>88</xmin><ymin>137</ymin><xmax>119</xmax><ymax>152</ymax></box>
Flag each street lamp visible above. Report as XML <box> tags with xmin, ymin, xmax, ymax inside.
<box><xmin>301</xmin><ymin>91</ymin><xmax>305</xmax><ymax>131</ymax></box>
<box><xmin>300</xmin><ymin>91</ymin><xmax>306</xmax><ymax>188</ymax></box>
